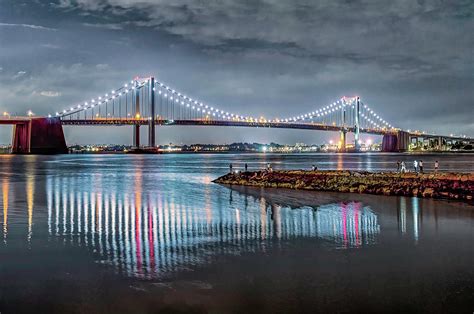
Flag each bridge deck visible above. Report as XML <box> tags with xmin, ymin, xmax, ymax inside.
<box><xmin>0</xmin><ymin>117</ymin><xmax>470</xmax><ymax>141</ymax></box>
<box><xmin>60</xmin><ymin>118</ymin><xmax>392</xmax><ymax>136</ymax></box>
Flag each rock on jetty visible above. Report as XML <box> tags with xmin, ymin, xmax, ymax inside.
<box><xmin>213</xmin><ymin>170</ymin><xmax>474</xmax><ymax>202</ymax></box>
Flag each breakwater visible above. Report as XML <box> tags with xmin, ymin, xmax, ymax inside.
<box><xmin>214</xmin><ymin>170</ymin><xmax>474</xmax><ymax>202</ymax></box>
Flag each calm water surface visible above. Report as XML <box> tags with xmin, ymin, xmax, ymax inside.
<box><xmin>0</xmin><ymin>153</ymin><xmax>473</xmax><ymax>313</ymax></box>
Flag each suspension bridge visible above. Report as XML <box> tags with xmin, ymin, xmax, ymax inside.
<box><xmin>2</xmin><ymin>76</ymin><xmax>472</xmax><ymax>154</ymax></box>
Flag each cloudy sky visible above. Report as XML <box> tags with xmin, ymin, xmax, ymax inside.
<box><xmin>0</xmin><ymin>0</ymin><xmax>472</xmax><ymax>145</ymax></box>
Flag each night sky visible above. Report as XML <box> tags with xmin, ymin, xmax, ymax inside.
<box><xmin>0</xmin><ymin>0</ymin><xmax>472</xmax><ymax>145</ymax></box>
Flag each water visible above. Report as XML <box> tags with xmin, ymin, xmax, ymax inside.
<box><xmin>0</xmin><ymin>153</ymin><xmax>473</xmax><ymax>313</ymax></box>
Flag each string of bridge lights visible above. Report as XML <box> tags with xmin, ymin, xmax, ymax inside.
<box><xmin>277</xmin><ymin>98</ymin><xmax>349</xmax><ymax>123</ymax></box>
<box><xmin>50</xmin><ymin>79</ymin><xmax>147</xmax><ymax>118</ymax></box>
<box><xmin>275</xmin><ymin>97</ymin><xmax>394</xmax><ymax>130</ymax></box>
<box><xmin>153</xmin><ymin>80</ymin><xmax>252</xmax><ymax>121</ymax></box>
<box><xmin>151</xmin><ymin>83</ymin><xmax>394</xmax><ymax>130</ymax></box>
<box><xmin>360</xmin><ymin>104</ymin><xmax>393</xmax><ymax>129</ymax></box>
<box><xmin>50</xmin><ymin>77</ymin><xmax>393</xmax><ymax>131</ymax></box>
<box><xmin>52</xmin><ymin>77</ymin><xmax>254</xmax><ymax>121</ymax></box>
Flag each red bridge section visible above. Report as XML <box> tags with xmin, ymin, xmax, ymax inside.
<box><xmin>1</xmin><ymin>117</ymin><xmax>68</xmax><ymax>154</ymax></box>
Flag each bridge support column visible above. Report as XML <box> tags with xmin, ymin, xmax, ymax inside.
<box><xmin>339</xmin><ymin>130</ymin><xmax>347</xmax><ymax>152</ymax></box>
<box><xmin>133</xmin><ymin>124</ymin><xmax>140</xmax><ymax>148</ymax></box>
<box><xmin>397</xmin><ymin>130</ymin><xmax>410</xmax><ymax>152</ymax></box>
<box><xmin>148</xmin><ymin>77</ymin><xmax>156</xmax><ymax>148</ymax></box>
<box><xmin>11</xmin><ymin>122</ymin><xmax>30</xmax><ymax>154</ymax></box>
<box><xmin>354</xmin><ymin>97</ymin><xmax>361</xmax><ymax>151</ymax></box>
<box><xmin>133</xmin><ymin>80</ymin><xmax>141</xmax><ymax>149</ymax></box>
<box><xmin>382</xmin><ymin>130</ymin><xmax>410</xmax><ymax>152</ymax></box>
<box><xmin>382</xmin><ymin>134</ymin><xmax>397</xmax><ymax>152</ymax></box>
<box><xmin>12</xmin><ymin>118</ymin><xmax>67</xmax><ymax>154</ymax></box>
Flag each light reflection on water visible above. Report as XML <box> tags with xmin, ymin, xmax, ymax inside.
<box><xmin>2</xmin><ymin>177</ymin><xmax>8</xmax><ymax>244</ymax></box>
<box><xmin>41</xmin><ymin>174</ymin><xmax>380</xmax><ymax>279</ymax></box>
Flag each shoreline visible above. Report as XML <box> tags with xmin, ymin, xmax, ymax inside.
<box><xmin>214</xmin><ymin>170</ymin><xmax>474</xmax><ymax>203</ymax></box>
<box><xmin>61</xmin><ymin>150</ymin><xmax>474</xmax><ymax>155</ymax></box>
<box><xmin>0</xmin><ymin>150</ymin><xmax>473</xmax><ymax>155</ymax></box>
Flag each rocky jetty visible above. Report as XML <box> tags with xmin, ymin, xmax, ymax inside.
<box><xmin>214</xmin><ymin>170</ymin><xmax>474</xmax><ymax>202</ymax></box>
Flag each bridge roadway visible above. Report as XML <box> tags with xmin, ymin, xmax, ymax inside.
<box><xmin>61</xmin><ymin>118</ymin><xmax>392</xmax><ymax>136</ymax></box>
<box><xmin>0</xmin><ymin>117</ymin><xmax>31</xmax><ymax>125</ymax></box>
<box><xmin>0</xmin><ymin>117</ymin><xmax>471</xmax><ymax>154</ymax></box>
<box><xmin>58</xmin><ymin>118</ymin><xmax>473</xmax><ymax>142</ymax></box>
<box><xmin>0</xmin><ymin>117</ymin><xmax>471</xmax><ymax>140</ymax></box>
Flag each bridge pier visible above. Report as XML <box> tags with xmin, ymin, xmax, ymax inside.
<box><xmin>382</xmin><ymin>130</ymin><xmax>409</xmax><ymax>152</ymax></box>
<box><xmin>12</xmin><ymin>118</ymin><xmax>68</xmax><ymax>154</ymax></box>
<box><xmin>438</xmin><ymin>136</ymin><xmax>444</xmax><ymax>150</ymax></box>
<box><xmin>133</xmin><ymin>125</ymin><xmax>140</xmax><ymax>148</ymax></box>
<box><xmin>339</xmin><ymin>130</ymin><xmax>347</xmax><ymax>152</ymax></box>
<box><xmin>11</xmin><ymin>122</ymin><xmax>30</xmax><ymax>154</ymax></box>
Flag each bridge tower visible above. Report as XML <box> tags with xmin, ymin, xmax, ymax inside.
<box><xmin>148</xmin><ymin>77</ymin><xmax>156</xmax><ymax>148</ymax></box>
<box><xmin>339</xmin><ymin>101</ymin><xmax>347</xmax><ymax>152</ymax></box>
<box><xmin>354</xmin><ymin>96</ymin><xmax>361</xmax><ymax>151</ymax></box>
<box><xmin>133</xmin><ymin>80</ymin><xmax>140</xmax><ymax>149</ymax></box>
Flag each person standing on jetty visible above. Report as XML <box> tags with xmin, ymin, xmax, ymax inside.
<box><xmin>266</xmin><ymin>163</ymin><xmax>273</xmax><ymax>172</ymax></box>
<box><xmin>312</xmin><ymin>164</ymin><xmax>317</xmax><ymax>171</ymax></box>
<box><xmin>413</xmin><ymin>160</ymin><xmax>418</xmax><ymax>173</ymax></box>
<box><xmin>434</xmin><ymin>160</ymin><xmax>439</xmax><ymax>173</ymax></box>
<box><xmin>229</xmin><ymin>163</ymin><xmax>233</xmax><ymax>173</ymax></box>
<box><xmin>396</xmin><ymin>160</ymin><xmax>401</xmax><ymax>172</ymax></box>
<box><xmin>419</xmin><ymin>160</ymin><xmax>424</xmax><ymax>173</ymax></box>
<box><xmin>401</xmin><ymin>161</ymin><xmax>407</xmax><ymax>173</ymax></box>
<box><xmin>245</xmin><ymin>163</ymin><xmax>248</xmax><ymax>172</ymax></box>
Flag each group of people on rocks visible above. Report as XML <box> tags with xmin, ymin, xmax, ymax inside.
<box><xmin>229</xmin><ymin>162</ymin><xmax>271</xmax><ymax>173</ymax></box>
<box><xmin>229</xmin><ymin>160</ymin><xmax>441</xmax><ymax>174</ymax></box>
<box><xmin>231</xmin><ymin>163</ymin><xmax>318</xmax><ymax>173</ymax></box>
<box><xmin>396</xmin><ymin>160</ymin><xmax>439</xmax><ymax>173</ymax></box>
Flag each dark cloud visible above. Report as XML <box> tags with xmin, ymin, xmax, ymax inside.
<box><xmin>0</xmin><ymin>0</ymin><xmax>472</xmax><ymax>144</ymax></box>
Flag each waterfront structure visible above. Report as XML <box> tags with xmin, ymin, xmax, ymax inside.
<box><xmin>0</xmin><ymin>76</ymin><xmax>471</xmax><ymax>154</ymax></box>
